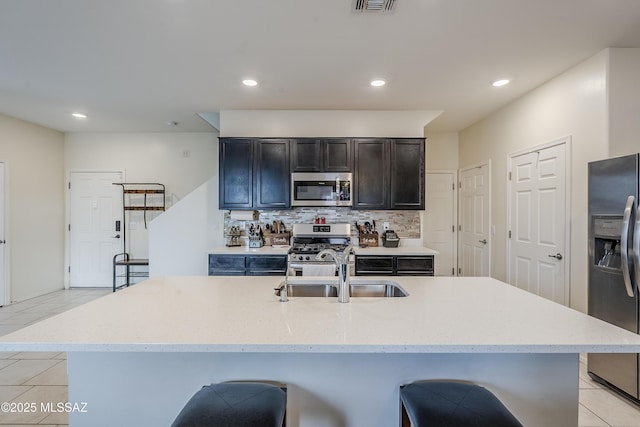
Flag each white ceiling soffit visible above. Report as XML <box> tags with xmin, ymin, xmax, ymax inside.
<box><xmin>353</xmin><ymin>0</ymin><xmax>397</xmax><ymax>12</ymax></box>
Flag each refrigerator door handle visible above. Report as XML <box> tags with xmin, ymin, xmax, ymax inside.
<box><xmin>634</xmin><ymin>199</ymin><xmax>640</xmax><ymax>296</ymax></box>
<box><xmin>621</xmin><ymin>195</ymin><xmax>636</xmax><ymax>297</ymax></box>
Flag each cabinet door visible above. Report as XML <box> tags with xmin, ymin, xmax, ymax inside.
<box><xmin>254</xmin><ymin>139</ymin><xmax>291</xmax><ymax>209</ymax></box>
<box><xmin>396</xmin><ymin>256</ymin><xmax>433</xmax><ymax>276</ymax></box>
<box><xmin>353</xmin><ymin>139</ymin><xmax>389</xmax><ymax>209</ymax></box>
<box><xmin>355</xmin><ymin>256</ymin><xmax>394</xmax><ymax>275</ymax></box>
<box><xmin>219</xmin><ymin>138</ymin><xmax>253</xmax><ymax>209</ymax></box>
<box><xmin>324</xmin><ymin>139</ymin><xmax>352</xmax><ymax>172</ymax></box>
<box><xmin>390</xmin><ymin>139</ymin><xmax>425</xmax><ymax>210</ymax></box>
<box><xmin>291</xmin><ymin>139</ymin><xmax>322</xmax><ymax>172</ymax></box>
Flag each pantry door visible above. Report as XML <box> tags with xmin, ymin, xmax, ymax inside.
<box><xmin>425</xmin><ymin>171</ymin><xmax>457</xmax><ymax>276</ymax></box>
<box><xmin>68</xmin><ymin>171</ymin><xmax>123</xmax><ymax>287</ymax></box>
<box><xmin>458</xmin><ymin>163</ymin><xmax>491</xmax><ymax>276</ymax></box>
<box><xmin>508</xmin><ymin>141</ymin><xmax>569</xmax><ymax>305</ymax></box>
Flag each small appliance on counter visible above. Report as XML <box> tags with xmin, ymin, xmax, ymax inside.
<box><xmin>382</xmin><ymin>230</ymin><xmax>400</xmax><ymax>248</ymax></box>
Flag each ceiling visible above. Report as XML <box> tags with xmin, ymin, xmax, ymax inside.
<box><xmin>2</xmin><ymin>0</ymin><xmax>640</xmax><ymax>134</ymax></box>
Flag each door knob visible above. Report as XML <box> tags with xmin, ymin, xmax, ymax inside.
<box><xmin>112</xmin><ymin>234</ymin><xmax>121</xmax><ymax>239</ymax></box>
<box><xmin>479</xmin><ymin>239</ymin><xmax>487</xmax><ymax>244</ymax></box>
<box><xmin>548</xmin><ymin>253</ymin><xmax>563</xmax><ymax>260</ymax></box>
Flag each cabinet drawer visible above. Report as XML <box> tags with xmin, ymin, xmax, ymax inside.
<box><xmin>396</xmin><ymin>256</ymin><xmax>433</xmax><ymax>274</ymax></box>
<box><xmin>355</xmin><ymin>256</ymin><xmax>394</xmax><ymax>275</ymax></box>
<box><xmin>247</xmin><ymin>255</ymin><xmax>287</xmax><ymax>275</ymax></box>
<box><xmin>209</xmin><ymin>254</ymin><xmax>245</xmax><ymax>275</ymax></box>
<box><xmin>209</xmin><ymin>254</ymin><xmax>245</xmax><ymax>269</ymax></box>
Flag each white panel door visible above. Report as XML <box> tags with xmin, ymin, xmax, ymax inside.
<box><xmin>69</xmin><ymin>172</ymin><xmax>123</xmax><ymax>287</ymax></box>
<box><xmin>0</xmin><ymin>163</ymin><xmax>5</xmax><ymax>306</ymax></box>
<box><xmin>459</xmin><ymin>164</ymin><xmax>490</xmax><ymax>276</ymax></box>
<box><xmin>425</xmin><ymin>172</ymin><xmax>456</xmax><ymax>276</ymax></box>
<box><xmin>509</xmin><ymin>143</ymin><xmax>567</xmax><ymax>304</ymax></box>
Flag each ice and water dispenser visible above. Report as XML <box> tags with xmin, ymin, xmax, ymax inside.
<box><xmin>592</xmin><ymin>217</ymin><xmax>622</xmax><ymax>270</ymax></box>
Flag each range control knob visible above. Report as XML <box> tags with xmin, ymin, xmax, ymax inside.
<box><xmin>305</xmin><ymin>256</ymin><xmax>310</xmax><ymax>261</ymax></box>
<box><xmin>298</xmin><ymin>256</ymin><xmax>304</xmax><ymax>261</ymax></box>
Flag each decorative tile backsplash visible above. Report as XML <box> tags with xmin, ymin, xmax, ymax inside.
<box><xmin>223</xmin><ymin>208</ymin><xmax>420</xmax><ymax>242</ymax></box>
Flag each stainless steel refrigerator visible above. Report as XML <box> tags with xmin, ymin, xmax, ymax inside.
<box><xmin>588</xmin><ymin>153</ymin><xmax>640</xmax><ymax>401</ymax></box>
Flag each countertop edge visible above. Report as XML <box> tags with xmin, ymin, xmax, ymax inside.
<box><xmin>1</xmin><ymin>342</ymin><xmax>638</xmax><ymax>354</ymax></box>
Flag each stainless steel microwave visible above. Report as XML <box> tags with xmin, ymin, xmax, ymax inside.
<box><xmin>291</xmin><ymin>172</ymin><xmax>352</xmax><ymax>207</ymax></box>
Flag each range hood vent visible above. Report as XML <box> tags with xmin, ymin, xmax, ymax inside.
<box><xmin>353</xmin><ymin>0</ymin><xmax>396</xmax><ymax>12</ymax></box>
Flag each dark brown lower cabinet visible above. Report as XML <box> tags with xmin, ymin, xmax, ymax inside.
<box><xmin>355</xmin><ymin>255</ymin><xmax>434</xmax><ymax>276</ymax></box>
<box><xmin>209</xmin><ymin>254</ymin><xmax>287</xmax><ymax>276</ymax></box>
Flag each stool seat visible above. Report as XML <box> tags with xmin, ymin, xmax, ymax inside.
<box><xmin>171</xmin><ymin>382</ymin><xmax>286</xmax><ymax>427</ymax></box>
<box><xmin>400</xmin><ymin>381</ymin><xmax>522</xmax><ymax>427</ymax></box>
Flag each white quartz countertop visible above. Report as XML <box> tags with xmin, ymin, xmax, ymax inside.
<box><xmin>1</xmin><ymin>276</ymin><xmax>639</xmax><ymax>354</ymax></box>
<box><xmin>208</xmin><ymin>245</ymin><xmax>439</xmax><ymax>256</ymax></box>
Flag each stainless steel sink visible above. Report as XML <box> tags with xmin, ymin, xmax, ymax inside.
<box><xmin>275</xmin><ymin>279</ymin><xmax>408</xmax><ymax>298</ymax></box>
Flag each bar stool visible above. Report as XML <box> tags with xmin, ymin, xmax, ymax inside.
<box><xmin>400</xmin><ymin>380</ymin><xmax>522</xmax><ymax>427</ymax></box>
<box><xmin>171</xmin><ymin>382</ymin><xmax>287</xmax><ymax>427</ymax></box>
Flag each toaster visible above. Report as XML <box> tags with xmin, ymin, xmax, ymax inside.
<box><xmin>382</xmin><ymin>230</ymin><xmax>400</xmax><ymax>248</ymax></box>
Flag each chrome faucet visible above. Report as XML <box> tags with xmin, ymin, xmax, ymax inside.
<box><xmin>316</xmin><ymin>245</ymin><xmax>354</xmax><ymax>303</ymax></box>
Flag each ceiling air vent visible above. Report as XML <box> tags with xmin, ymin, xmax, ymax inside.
<box><xmin>353</xmin><ymin>0</ymin><xmax>396</xmax><ymax>12</ymax></box>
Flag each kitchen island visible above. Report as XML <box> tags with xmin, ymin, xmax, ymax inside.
<box><xmin>1</xmin><ymin>275</ymin><xmax>640</xmax><ymax>426</ymax></box>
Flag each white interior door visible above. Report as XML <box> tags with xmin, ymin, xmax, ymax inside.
<box><xmin>508</xmin><ymin>143</ymin><xmax>568</xmax><ymax>304</ymax></box>
<box><xmin>425</xmin><ymin>172</ymin><xmax>457</xmax><ymax>276</ymax></box>
<box><xmin>69</xmin><ymin>172</ymin><xmax>123</xmax><ymax>287</ymax></box>
<box><xmin>0</xmin><ymin>163</ymin><xmax>6</xmax><ymax>306</ymax></box>
<box><xmin>459</xmin><ymin>164</ymin><xmax>490</xmax><ymax>276</ymax></box>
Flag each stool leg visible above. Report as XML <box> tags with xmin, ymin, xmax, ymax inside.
<box><xmin>401</xmin><ymin>403</ymin><xmax>411</xmax><ymax>427</ymax></box>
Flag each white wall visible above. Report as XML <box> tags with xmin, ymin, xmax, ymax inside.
<box><xmin>149</xmin><ymin>140</ymin><xmax>223</xmax><ymax>277</ymax></box>
<box><xmin>65</xmin><ymin>132</ymin><xmax>218</xmax><ymax>203</ymax></box>
<box><xmin>0</xmin><ymin>113</ymin><xmax>65</xmax><ymax>302</ymax></box>
<box><xmin>424</xmin><ymin>132</ymin><xmax>459</xmax><ymax>171</ymax></box>
<box><xmin>219</xmin><ymin>110</ymin><xmax>441</xmax><ymax>137</ymax></box>
<box><xmin>608</xmin><ymin>48</ymin><xmax>640</xmax><ymax>157</ymax></box>
<box><xmin>64</xmin><ymin>132</ymin><xmax>218</xmax><ymax>260</ymax></box>
<box><xmin>149</xmin><ymin>182</ymin><xmax>210</xmax><ymax>276</ymax></box>
<box><xmin>458</xmin><ymin>50</ymin><xmax>609</xmax><ymax>312</ymax></box>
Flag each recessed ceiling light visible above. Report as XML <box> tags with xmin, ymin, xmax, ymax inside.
<box><xmin>71</xmin><ymin>112</ymin><xmax>87</xmax><ymax>119</ymax></box>
<box><xmin>492</xmin><ymin>79</ymin><xmax>510</xmax><ymax>87</ymax></box>
<box><xmin>370</xmin><ymin>79</ymin><xmax>386</xmax><ymax>87</ymax></box>
<box><xmin>242</xmin><ymin>79</ymin><xmax>258</xmax><ymax>87</ymax></box>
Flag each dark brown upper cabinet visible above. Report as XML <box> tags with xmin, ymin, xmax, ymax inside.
<box><xmin>219</xmin><ymin>138</ymin><xmax>290</xmax><ymax>210</ymax></box>
<box><xmin>291</xmin><ymin>139</ymin><xmax>352</xmax><ymax>172</ymax></box>
<box><xmin>353</xmin><ymin>138</ymin><xmax>425</xmax><ymax>210</ymax></box>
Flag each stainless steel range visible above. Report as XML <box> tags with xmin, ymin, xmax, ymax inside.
<box><xmin>288</xmin><ymin>223</ymin><xmax>352</xmax><ymax>275</ymax></box>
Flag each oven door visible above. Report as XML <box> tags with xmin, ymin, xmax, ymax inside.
<box><xmin>288</xmin><ymin>261</ymin><xmax>338</xmax><ymax>276</ymax></box>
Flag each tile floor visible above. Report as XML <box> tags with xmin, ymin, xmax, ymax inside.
<box><xmin>0</xmin><ymin>288</ymin><xmax>639</xmax><ymax>426</ymax></box>
<box><xmin>0</xmin><ymin>289</ymin><xmax>109</xmax><ymax>426</ymax></box>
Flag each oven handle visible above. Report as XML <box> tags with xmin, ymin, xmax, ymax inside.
<box><xmin>288</xmin><ymin>261</ymin><xmax>338</xmax><ymax>269</ymax></box>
